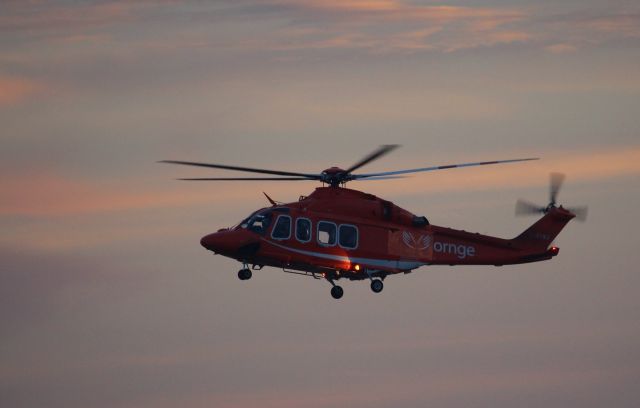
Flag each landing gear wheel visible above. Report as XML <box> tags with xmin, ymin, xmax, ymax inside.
<box><xmin>370</xmin><ymin>279</ymin><xmax>384</xmax><ymax>293</ymax></box>
<box><xmin>238</xmin><ymin>268</ymin><xmax>252</xmax><ymax>280</ymax></box>
<box><xmin>330</xmin><ymin>285</ymin><xmax>344</xmax><ymax>299</ymax></box>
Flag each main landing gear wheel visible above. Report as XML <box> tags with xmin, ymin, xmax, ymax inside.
<box><xmin>330</xmin><ymin>285</ymin><xmax>344</xmax><ymax>299</ymax></box>
<box><xmin>370</xmin><ymin>279</ymin><xmax>384</xmax><ymax>293</ymax></box>
<box><xmin>238</xmin><ymin>268</ymin><xmax>252</xmax><ymax>280</ymax></box>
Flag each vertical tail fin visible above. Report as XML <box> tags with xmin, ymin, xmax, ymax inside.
<box><xmin>511</xmin><ymin>207</ymin><xmax>575</xmax><ymax>252</ymax></box>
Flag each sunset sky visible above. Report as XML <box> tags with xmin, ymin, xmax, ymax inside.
<box><xmin>2</xmin><ymin>1</ymin><xmax>640</xmax><ymax>407</ymax></box>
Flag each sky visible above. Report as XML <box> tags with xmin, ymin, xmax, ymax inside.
<box><xmin>1</xmin><ymin>0</ymin><xmax>640</xmax><ymax>407</ymax></box>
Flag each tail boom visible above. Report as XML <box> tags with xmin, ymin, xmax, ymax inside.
<box><xmin>408</xmin><ymin>207</ymin><xmax>574</xmax><ymax>266</ymax></box>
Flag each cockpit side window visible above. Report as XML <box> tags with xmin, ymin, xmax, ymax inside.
<box><xmin>240</xmin><ymin>210</ymin><xmax>273</xmax><ymax>235</ymax></box>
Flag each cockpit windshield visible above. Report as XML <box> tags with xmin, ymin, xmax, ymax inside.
<box><xmin>237</xmin><ymin>209</ymin><xmax>273</xmax><ymax>235</ymax></box>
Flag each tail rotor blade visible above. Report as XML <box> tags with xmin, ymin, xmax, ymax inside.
<box><xmin>550</xmin><ymin>172</ymin><xmax>565</xmax><ymax>205</ymax></box>
<box><xmin>516</xmin><ymin>199</ymin><xmax>545</xmax><ymax>216</ymax></box>
<box><xmin>566</xmin><ymin>206</ymin><xmax>588</xmax><ymax>222</ymax></box>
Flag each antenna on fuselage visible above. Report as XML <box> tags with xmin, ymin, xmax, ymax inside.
<box><xmin>263</xmin><ymin>192</ymin><xmax>279</xmax><ymax>206</ymax></box>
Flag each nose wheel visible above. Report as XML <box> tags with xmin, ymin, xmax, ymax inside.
<box><xmin>370</xmin><ymin>279</ymin><xmax>384</xmax><ymax>293</ymax></box>
<box><xmin>238</xmin><ymin>268</ymin><xmax>252</xmax><ymax>280</ymax></box>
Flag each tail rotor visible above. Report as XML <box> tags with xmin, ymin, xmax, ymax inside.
<box><xmin>516</xmin><ymin>173</ymin><xmax>588</xmax><ymax>222</ymax></box>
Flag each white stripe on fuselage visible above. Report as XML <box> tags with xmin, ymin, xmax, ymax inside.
<box><xmin>261</xmin><ymin>238</ymin><xmax>423</xmax><ymax>271</ymax></box>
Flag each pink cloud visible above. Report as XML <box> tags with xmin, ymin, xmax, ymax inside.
<box><xmin>545</xmin><ymin>43</ymin><xmax>578</xmax><ymax>54</ymax></box>
<box><xmin>4</xmin><ymin>146</ymin><xmax>639</xmax><ymax>219</ymax></box>
<box><xmin>0</xmin><ymin>172</ymin><xmax>255</xmax><ymax>217</ymax></box>
<box><xmin>583</xmin><ymin>14</ymin><xmax>640</xmax><ymax>37</ymax></box>
<box><xmin>355</xmin><ymin>146</ymin><xmax>640</xmax><ymax>198</ymax></box>
<box><xmin>0</xmin><ymin>76</ymin><xmax>43</xmax><ymax>106</ymax></box>
<box><xmin>300</xmin><ymin>0</ymin><xmax>401</xmax><ymax>13</ymax></box>
<box><xmin>261</xmin><ymin>0</ymin><xmax>529</xmax><ymax>53</ymax></box>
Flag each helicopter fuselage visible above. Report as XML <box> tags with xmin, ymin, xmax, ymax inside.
<box><xmin>201</xmin><ymin>186</ymin><xmax>574</xmax><ymax>282</ymax></box>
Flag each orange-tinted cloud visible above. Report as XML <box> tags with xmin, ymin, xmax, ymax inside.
<box><xmin>4</xmin><ymin>147</ymin><xmax>637</xmax><ymax>252</ymax></box>
<box><xmin>545</xmin><ymin>43</ymin><xmax>578</xmax><ymax>54</ymax></box>
<box><xmin>583</xmin><ymin>14</ymin><xmax>640</xmax><ymax>37</ymax></box>
<box><xmin>301</xmin><ymin>0</ymin><xmax>401</xmax><ymax>12</ymax></box>
<box><xmin>3</xmin><ymin>1</ymin><xmax>637</xmax><ymax>59</ymax></box>
<box><xmin>0</xmin><ymin>173</ymin><xmax>258</xmax><ymax>217</ymax></box>
<box><xmin>232</xmin><ymin>1</ymin><xmax>640</xmax><ymax>55</ymax></box>
<box><xmin>265</xmin><ymin>0</ymin><xmax>529</xmax><ymax>53</ymax></box>
<box><xmin>0</xmin><ymin>76</ymin><xmax>43</xmax><ymax>106</ymax></box>
<box><xmin>3</xmin><ymin>147</ymin><xmax>640</xmax><ymax>218</ymax></box>
<box><xmin>290</xmin><ymin>1</ymin><xmax>521</xmax><ymax>21</ymax></box>
<box><xmin>370</xmin><ymin>146</ymin><xmax>640</xmax><ymax>198</ymax></box>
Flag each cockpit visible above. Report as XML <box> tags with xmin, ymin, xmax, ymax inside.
<box><xmin>237</xmin><ymin>209</ymin><xmax>273</xmax><ymax>235</ymax></box>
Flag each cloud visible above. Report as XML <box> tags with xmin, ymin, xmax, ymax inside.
<box><xmin>1</xmin><ymin>1</ymin><xmax>526</xmax><ymax>54</ymax></box>
<box><xmin>3</xmin><ymin>145</ymin><xmax>638</xmax><ymax>253</ymax></box>
<box><xmin>534</xmin><ymin>11</ymin><xmax>640</xmax><ymax>54</ymax></box>
<box><xmin>3</xmin><ymin>0</ymin><xmax>639</xmax><ymax>61</ymax></box>
<box><xmin>3</xmin><ymin>146</ymin><xmax>640</xmax><ymax>219</ymax></box>
<box><xmin>0</xmin><ymin>1</ymin><xmax>134</xmax><ymax>35</ymax></box>
<box><xmin>296</xmin><ymin>0</ymin><xmax>401</xmax><ymax>13</ymax></box>
<box><xmin>223</xmin><ymin>1</ymin><xmax>640</xmax><ymax>55</ymax></box>
<box><xmin>353</xmin><ymin>146</ymin><xmax>640</xmax><ymax>198</ymax></box>
<box><xmin>262</xmin><ymin>0</ymin><xmax>529</xmax><ymax>53</ymax></box>
<box><xmin>0</xmin><ymin>172</ymin><xmax>254</xmax><ymax>217</ymax></box>
<box><xmin>582</xmin><ymin>13</ymin><xmax>640</xmax><ymax>37</ymax></box>
<box><xmin>545</xmin><ymin>43</ymin><xmax>578</xmax><ymax>54</ymax></box>
<box><xmin>0</xmin><ymin>75</ymin><xmax>43</xmax><ymax>106</ymax></box>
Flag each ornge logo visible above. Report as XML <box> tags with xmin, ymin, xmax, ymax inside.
<box><xmin>433</xmin><ymin>241</ymin><xmax>476</xmax><ymax>259</ymax></box>
<box><xmin>402</xmin><ymin>231</ymin><xmax>432</xmax><ymax>250</ymax></box>
<box><xmin>402</xmin><ymin>230</ymin><xmax>476</xmax><ymax>259</ymax></box>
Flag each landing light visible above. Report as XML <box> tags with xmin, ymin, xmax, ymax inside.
<box><xmin>354</xmin><ymin>264</ymin><xmax>360</xmax><ymax>271</ymax></box>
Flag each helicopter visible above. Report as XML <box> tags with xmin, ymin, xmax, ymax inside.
<box><xmin>161</xmin><ymin>145</ymin><xmax>587</xmax><ymax>299</ymax></box>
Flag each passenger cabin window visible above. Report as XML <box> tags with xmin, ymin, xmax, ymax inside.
<box><xmin>296</xmin><ymin>218</ymin><xmax>312</xmax><ymax>243</ymax></box>
<box><xmin>339</xmin><ymin>224</ymin><xmax>358</xmax><ymax>249</ymax></box>
<box><xmin>271</xmin><ymin>215</ymin><xmax>291</xmax><ymax>240</ymax></box>
<box><xmin>317</xmin><ymin>221</ymin><xmax>337</xmax><ymax>246</ymax></box>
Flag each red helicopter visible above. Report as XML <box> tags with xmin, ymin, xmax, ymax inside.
<box><xmin>162</xmin><ymin>145</ymin><xmax>587</xmax><ymax>299</ymax></box>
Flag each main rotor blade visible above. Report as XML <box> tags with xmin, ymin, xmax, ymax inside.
<box><xmin>353</xmin><ymin>175</ymin><xmax>406</xmax><ymax>181</ymax></box>
<box><xmin>550</xmin><ymin>172</ymin><xmax>565</xmax><ymax>205</ymax></box>
<box><xmin>159</xmin><ymin>160</ymin><xmax>318</xmax><ymax>179</ymax></box>
<box><xmin>354</xmin><ymin>157</ymin><xmax>539</xmax><ymax>179</ymax></box>
<box><xmin>344</xmin><ymin>144</ymin><xmax>399</xmax><ymax>174</ymax></box>
<box><xmin>177</xmin><ymin>177</ymin><xmax>313</xmax><ymax>181</ymax></box>
<box><xmin>515</xmin><ymin>199</ymin><xmax>545</xmax><ymax>216</ymax></box>
<box><xmin>566</xmin><ymin>205</ymin><xmax>588</xmax><ymax>222</ymax></box>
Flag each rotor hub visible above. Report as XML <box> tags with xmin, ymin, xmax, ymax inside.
<box><xmin>321</xmin><ymin>167</ymin><xmax>349</xmax><ymax>187</ymax></box>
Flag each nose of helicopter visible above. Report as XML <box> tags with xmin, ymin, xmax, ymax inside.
<box><xmin>200</xmin><ymin>228</ymin><xmax>261</xmax><ymax>258</ymax></box>
<box><xmin>200</xmin><ymin>231</ymin><xmax>236</xmax><ymax>254</ymax></box>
